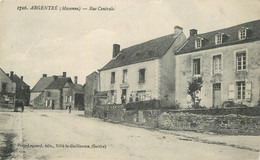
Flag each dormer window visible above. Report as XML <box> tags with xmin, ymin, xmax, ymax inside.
<box><xmin>238</xmin><ymin>28</ymin><xmax>247</xmax><ymax>40</ymax></box>
<box><xmin>215</xmin><ymin>33</ymin><xmax>223</xmax><ymax>44</ymax></box>
<box><xmin>195</xmin><ymin>38</ymin><xmax>203</xmax><ymax>49</ymax></box>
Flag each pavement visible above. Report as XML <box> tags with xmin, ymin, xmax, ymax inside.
<box><xmin>0</xmin><ymin>108</ymin><xmax>259</xmax><ymax>160</ymax></box>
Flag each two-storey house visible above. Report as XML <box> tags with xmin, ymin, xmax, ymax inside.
<box><xmin>175</xmin><ymin>20</ymin><xmax>260</xmax><ymax>108</ymax></box>
<box><xmin>99</xmin><ymin>26</ymin><xmax>186</xmax><ymax>106</ymax></box>
<box><xmin>0</xmin><ymin>69</ymin><xmax>16</xmax><ymax>106</ymax></box>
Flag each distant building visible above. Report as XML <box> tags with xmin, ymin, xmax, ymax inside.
<box><xmin>98</xmin><ymin>26</ymin><xmax>187</xmax><ymax>107</ymax></box>
<box><xmin>12</xmin><ymin>74</ymin><xmax>30</xmax><ymax>106</ymax></box>
<box><xmin>31</xmin><ymin>72</ymin><xmax>84</xmax><ymax>110</ymax></box>
<box><xmin>175</xmin><ymin>20</ymin><xmax>260</xmax><ymax>108</ymax></box>
<box><xmin>30</xmin><ymin>73</ymin><xmax>55</xmax><ymax>106</ymax></box>
<box><xmin>84</xmin><ymin>72</ymin><xmax>99</xmax><ymax>108</ymax></box>
<box><xmin>0</xmin><ymin>69</ymin><xmax>16</xmax><ymax>107</ymax></box>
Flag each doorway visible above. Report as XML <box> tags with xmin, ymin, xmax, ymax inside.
<box><xmin>213</xmin><ymin>83</ymin><xmax>221</xmax><ymax>108</ymax></box>
<box><xmin>121</xmin><ymin>89</ymin><xmax>127</xmax><ymax>104</ymax></box>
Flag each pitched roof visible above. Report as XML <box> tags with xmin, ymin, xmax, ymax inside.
<box><xmin>177</xmin><ymin>20</ymin><xmax>260</xmax><ymax>55</ymax></box>
<box><xmin>0</xmin><ymin>68</ymin><xmax>13</xmax><ymax>82</ymax></box>
<box><xmin>100</xmin><ymin>34</ymin><xmax>177</xmax><ymax>71</ymax></box>
<box><xmin>12</xmin><ymin>75</ymin><xmax>29</xmax><ymax>87</ymax></box>
<box><xmin>46</xmin><ymin>77</ymin><xmax>72</xmax><ymax>90</ymax></box>
<box><xmin>86</xmin><ymin>71</ymin><xmax>98</xmax><ymax>80</ymax></box>
<box><xmin>31</xmin><ymin>77</ymin><xmax>54</xmax><ymax>92</ymax></box>
<box><xmin>68</xmin><ymin>83</ymin><xmax>84</xmax><ymax>94</ymax></box>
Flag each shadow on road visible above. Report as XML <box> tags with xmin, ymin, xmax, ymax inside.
<box><xmin>0</xmin><ymin>132</ymin><xmax>16</xmax><ymax>160</ymax></box>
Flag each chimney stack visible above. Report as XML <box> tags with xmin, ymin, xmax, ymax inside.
<box><xmin>112</xmin><ymin>44</ymin><xmax>120</xmax><ymax>58</ymax></box>
<box><xmin>174</xmin><ymin>26</ymin><xmax>183</xmax><ymax>36</ymax></box>
<box><xmin>63</xmin><ymin>72</ymin><xmax>66</xmax><ymax>77</ymax></box>
<box><xmin>10</xmin><ymin>71</ymin><xmax>14</xmax><ymax>80</ymax></box>
<box><xmin>53</xmin><ymin>75</ymin><xmax>58</xmax><ymax>80</ymax></box>
<box><xmin>43</xmin><ymin>74</ymin><xmax>47</xmax><ymax>77</ymax></box>
<box><xmin>21</xmin><ymin>76</ymin><xmax>23</xmax><ymax>81</ymax></box>
<box><xmin>6</xmin><ymin>73</ymin><xmax>9</xmax><ymax>77</ymax></box>
<box><xmin>190</xmin><ymin>29</ymin><xmax>198</xmax><ymax>37</ymax></box>
<box><xmin>74</xmin><ymin>76</ymin><xmax>78</xmax><ymax>85</ymax></box>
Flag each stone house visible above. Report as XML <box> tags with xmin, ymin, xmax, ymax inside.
<box><xmin>175</xmin><ymin>20</ymin><xmax>260</xmax><ymax>108</ymax></box>
<box><xmin>12</xmin><ymin>74</ymin><xmax>30</xmax><ymax>106</ymax></box>
<box><xmin>99</xmin><ymin>26</ymin><xmax>187</xmax><ymax>107</ymax></box>
<box><xmin>30</xmin><ymin>73</ymin><xmax>55</xmax><ymax>106</ymax></box>
<box><xmin>31</xmin><ymin>72</ymin><xmax>84</xmax><ymax>110</ymax></box>
<box><xmin>84</xmin><ymin>71</ymin><xmax>99</xmax><ymax>108</ymax></box>
<box><xmin>0</xmin><ymin>69</ymin><xmax>16</xmax><ymax>106</ymax></box>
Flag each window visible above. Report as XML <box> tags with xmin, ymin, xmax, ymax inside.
<box><xmin>1</xmin><ymin>83</ymin><xmax>7</xmax><ymax>93</ymax></box>
<box><xmin>238</xmin><ymin>29</ymin><xmax>247</xmax><ymax>40</ymax></box>
<box><xmin>215</xmin><ymin>34</ymin><xmax>223</xmax><ymax>44</ymax></box>
<box><xmin>111</xmin><ymin>72</ymin><xmax>115</xmax><ymax>84</ymax></box>
<box><xmin>66</xmin><ymin>96</ymin><xmax>72</xmax><ymax>103</ymax></box>
<box><xmin>236</xmin><ymin>51</ymin><xmax>246</xmax><ymax>71</ymax></box>
<box><xmin>122</xmin><ymin>69</ymin><xmax>127</xmax><ymax>83</ymax></box>
<box><xmin>213</xmin><ymin>55</ymin><xmax>222</xmax><ymax>74</ymax></box>
<box><xmin>139</xmin><ymin>69</ymin><xmax>145</xmax><ymax>83</ymax></box>
<box><xmin>213</xmin><ymin>83</ymin><xmax>221</xmax><ymax>90</ymax></box>
<box><xmin>195</xmin><ymin>39</ymin><xmax>202</xmax><ymax>48</ymax></box>
<box><xmin>137</xmin><ymin>90</ymin><xmax>146</xmax><ymax>101</ymax></box>
<box><xmin>46</xmin><ymin>91</ymin><xmax>51</xmax><ymax>97</ymax></box>
<box><xmin>237</xmin><ymin>81</ymin><xmax>245</xmax><ymax>100</ymax></box>
<box><xmin>193</xmin><ymin>59</ymin><xmax>200</xmax><ymax>75</ymax></box>
<box><xmin>45</xmin><ymin>100</ymin><xmax>52</xmax><ymax>107</ymax></box>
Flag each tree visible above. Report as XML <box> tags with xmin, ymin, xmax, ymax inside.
<box><xmin>187</xmin><ymin>77</ymin><xmax>203</xmax><ymax>108</ymax></box>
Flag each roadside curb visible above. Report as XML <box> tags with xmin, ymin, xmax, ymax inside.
<box><xmin>84</xmin><ymin>116</ymin><xmax>260</xmax><ymax>152</ymax></box>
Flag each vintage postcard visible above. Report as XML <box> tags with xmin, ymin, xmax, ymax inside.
<box><xmin>0</xmin><ymin>0</ymin><xmax>259</xmax><ymax>159</ymax></box>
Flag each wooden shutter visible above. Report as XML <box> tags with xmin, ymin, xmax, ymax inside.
<box><xmin>245</xmin><ymin>81</ymin><xmax>252</xmax><ymax>101</ymax></box>
<box><xmin>228</xmin><ymin>83</ymin><xmax>235</xmax><ymax>100</ymax></box>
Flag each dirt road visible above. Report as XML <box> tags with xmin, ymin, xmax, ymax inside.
<box><xmin>1</xmin><ymin>109</ymin><xmax>259</xmax><ymax>160</ymax></box>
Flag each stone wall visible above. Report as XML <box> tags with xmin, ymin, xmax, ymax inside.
<box><xmin>158</xmin><ymin>112</ymin><xmax>260</xmax><ymax>135</ymax></box>
<box><xmin>91</xmin><ymin>105</ymin><xmax>260</xmax><ymax>135</ymax></box>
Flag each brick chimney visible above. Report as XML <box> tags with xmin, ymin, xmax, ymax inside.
<box><xmin>21</xmin><ymin>76</ymin><xmax>23</xmax><ymax>81</ymax></box>
<box><xmin>190</xmin><ymin>29</ymin><xmax>198</xmax><ymax>37</ymax></box>
<box><xmin>174</xmin><ymin>26</ymin><xmax>183</xmax><ymax>36</ymax></box>
<box><xmin>112</xmin><ymin>44</ymin><xmax>120</xmax><ymax>58</ymax></box>
<box><xmin>62</xmin><ymin>72</ymin><xmax>66</xmax><ymax>77</ymax></box>
<box><xmin>10</xmin><ymin>71</ymin><xmax>14</xmax><ymax>80</ymax></box>
<box><xmin>74</xmin><ymin>76</ymin><xmax>78</xmax><ymax>85</ymax></box>
<box><xmin>43</xmin><ymin>74</ymin><xmax>47</xmax><ymax>77</ymax></box>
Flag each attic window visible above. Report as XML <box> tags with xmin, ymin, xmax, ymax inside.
<box><xmin>238</xmin><ymin>28</ymin><xmax>247</xmax><ymax>40</ymax></box>
<box><xmin>215</xmin><ymin>34</ymin><xmax>223</xmax><ymax>45</ymax></box>
<box><xmin>195</xmin><ymin>38</ymin><xmax>203</xmax><ymax>49</ymax></box>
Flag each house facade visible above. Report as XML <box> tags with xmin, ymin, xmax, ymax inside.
<box><xmin>175</xmin><ymin>20</ymin><xmax>260</xmax><ymax>108</ymax></box>
<box><xmin>31</xmin><ymin>72</ymin><xmax>84</xmax><ymax>110</ymax></box>
<box><xmin>12</xmin><ymin>74</ymin><xmax>30</xmax><ymax>106</ymax></box>
<box><xmin>99</xmin><ymin>26</ymin><xmax>186</xmax><ymax>107</ymax></box>
<box><xmin>0</xmin><ymin>69</ymin><xmax>16</xmax><ymax>107</ymax></box>
<box><xmin>30</xmin><ymin>73</ymin><xmax>55</xmax><ymax>106</ymax></box>
<box><xmin>84</xmin><ymin>72</ymin><xmax>99</xmax><ymax>108</ymax></box>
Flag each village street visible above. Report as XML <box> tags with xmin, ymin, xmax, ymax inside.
<box><xmin>0</xmin><ymin>109</ymin><xmax>259</xmax><ymax>160</ymax></box>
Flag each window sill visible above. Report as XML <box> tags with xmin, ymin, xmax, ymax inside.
<box><xmin>193</xmin><ymin>74</ymin><xmax>201</xmax><ymax>77</ymax></box>
<box><xmin>138</xmin><ymin>82</ymin><xmax>145</xmax><ymax>85</ymax></box>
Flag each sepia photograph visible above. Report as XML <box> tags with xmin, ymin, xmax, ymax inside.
<box><xmin>0</xmin><ymin>0</ymin><xmax>260</xmax><ymax>159</ymax></box>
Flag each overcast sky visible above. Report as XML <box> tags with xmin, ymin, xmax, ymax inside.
<box><xmin>0</xmin><ymin>0</ymin><xmax>260</xmax><ymax>87</ymax></box>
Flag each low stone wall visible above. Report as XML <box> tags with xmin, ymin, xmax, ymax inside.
<box><xmin>158</xmin><ymin>112</ymin><xmax>260</xmax><ymax>135</ymax></box>
<box><xmin>91</xmin><ymin>105</ymin><xmax>260</xmax><ymax>135</ymax></box>
<box><xmin>92</xmin><ymin>104</ymin><xmax>125</xmax><ymax>122</ymax></box>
